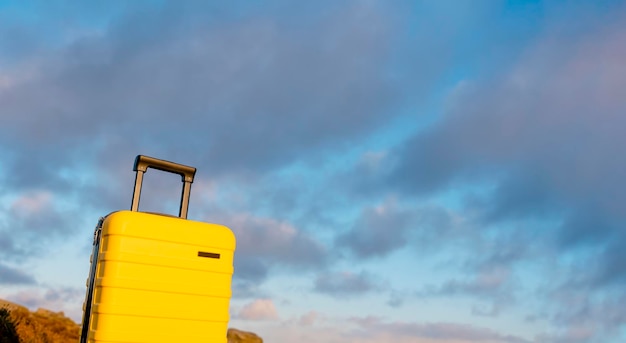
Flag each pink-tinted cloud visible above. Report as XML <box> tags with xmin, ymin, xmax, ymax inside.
<box><xmin>254</xmin><ymin>315</ymin><xmax>530</xmax><ymax>343</ymax></box>
<box><xmin>1</xmin><ymin>287</ymin><xmax>84</xmax><ymax>321</ymax></box>
<box><xmin>227</xmin><ymin>214</ymin><xmax>328</xmax><ymax>276</ymax></box>
<box><xmin>298</xmin><ymin>310</ymin><xmax>319</xmax><ymax>326</ymax></box>
<box><xmin>10</xmin><ymin>191</ymin><xmax>54</xmax><ymax>217</ymax></box>
<box><xmin>237</xmin><ymin>298</ymin><xmax>279</xmax><ymax>321</ymax></box>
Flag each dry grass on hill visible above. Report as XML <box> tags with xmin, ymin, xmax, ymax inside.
<box><xmin>0</xmin><ymin>299</ymin><xmax>262</xmax><ymax>343</ymax></box>
<box><xmin>0</xmin><ymin>300</ymin><xmax>79</xmax><ymax>343</ymax></box>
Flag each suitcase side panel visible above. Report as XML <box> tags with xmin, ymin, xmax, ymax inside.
<box><xmin>80</xmin><ymin>218</ymin><xmax>104</xmax><ymax>343</ymax></box>
<box><xmin>87</xmin><ymin>211</ymin><xmax>235</xmax><ymax>343</ymax></box>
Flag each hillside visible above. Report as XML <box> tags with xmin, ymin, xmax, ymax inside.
<box><xmin>0</xmin><ymin>299</ymin><xmax>262</xmax><ymax>343</ymax></box>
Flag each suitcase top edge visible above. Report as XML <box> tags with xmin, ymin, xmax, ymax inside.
<box><xmin>102</xmin><ymin>211</ymin><xmax>236</xmax><ymax>249</ymax></box>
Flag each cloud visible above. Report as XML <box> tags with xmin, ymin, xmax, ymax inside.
<box><xmin>251</xmin><ymin>314</ymin><xmax>533</xmax><ymax>343</ymax></box>
<box><xmin>418</xmin><ymin>265</ymin><xmax>516</xmax><ymax>318</ymax></box>
<box><xmin>0</xmin><ymin>0</ymin><xmax>490</xmax><ymax>301</ymax></box>
<box><xmin>290</xmin><ymin>316</ymin><xmax>531</xmax><ymax>343</ymax></box>
<box><xmin>383</xmin><ymin>9</ymin><xmax>626</xmax><ymax>341</ymax></box>
<box><xmin>0</xmin><ymin>190</ymin><xmax>78</xmax><ymax>261</ymax></box>
<box><xmin>537</xmin><ymin>289</ymin><xmax>626</xmax><ymax>343</ymax></box>
<box><xmin>298</xmin><ymin>311</ymin><xmax>319</xmax><ymax>326</ymax></box>
<box><xmin>237</xmin><ymin>298</ymin><xmax>279</xmax><ymax>321</ymax></box>
<box><xmin>348</xmin><ymin>317</ymin><xmax>531</xmax><ymax>343</ymax></box>
<box><xmin>0</xmin><ymin>0</ymin><xmax>416</xmax><ymax>187</ymax></box>
<box><xmin>1</xmin><ymin>286</ymin><xmax>85</xmax><ymax>321</ymax></box>
<box><xmin>7</xmin><ymin>191</ymin><xmax>71</xmax><ymax>235</ymax></box>
<box><xmin>425</xmin><ymin>266</ymin><xmax>512</xmax><ymax>298</ymax></box>
<box><xmin>229</xmin><ymin>214</ymin><xmax>328</xmax><ymax>271</ymax></box>
<box><xmin>0</xmin><ymin>1</ymin><xmax>437</xmax><ymax>270</ymax></box>
<box><xmin>210</xmin><ymin>213</ymin><xmax>329</xmax><ymax>295</ymax></box>
<box><xmin>387</xmin><ymin>290</ymin><xmax>407</xmax><ymax>308</ymax></box>
<box><xmin>0</xmin><ymin>230</ymin><xmax>21</xmax><ymax>257</ymax></box>
<box><xmin>392</xmin><ymin>11</ymin><xmax>626</xmax><ymax>208</ymax></box>
<box><xmin>10</xmin><ymin>191</ymin><xmax>53</xmax><ymax>215</ymax></box>
<box><xmin>336</xmin><ymin>198</ymin><xmax>462</xmax><ymax>260</ymax></box>
<box><xmin>0</xmin><ymin>263</ymin><xmax>37</xmax><ymax>285</ymax></box>
<box><xmin>231</xmin><ymin>280</ymin><xmax>268</xmax><ymax>300</ymax></box>
<box><xmin>314</xmin><ymin>271</ymin><xmax>380</xmax><ymax>298</ymax></box>
<box><xmin>392</xmin><ymin>9</ymin><xmax>626</xmax><ymax>230</ymax></box>
<box><xmin>336</xmin><ymin>199</ymin><xmax>414</xmax><ymax>259</ymax></box>
<box><xmin>232</xmin><ymin>257</ymin><xmax>269</xmax><ymax>284</ymax></box>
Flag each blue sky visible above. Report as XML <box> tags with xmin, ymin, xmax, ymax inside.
<box><xmin>1</xmin><ymin>1</ymin><xmax>626</xmax><ymax>342</ymax></box>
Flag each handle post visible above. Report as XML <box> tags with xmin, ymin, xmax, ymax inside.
<box><xmin>180</xmin><ymin>180</ymin><xmax>192</xmax><ymax>219</ymax></box>
<box><xmin>131</xmin><ymin>169</ymin><xmax>145</xmax><ymax>212</ymax></box>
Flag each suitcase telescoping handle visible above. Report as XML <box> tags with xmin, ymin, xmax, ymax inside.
<box><xmin>131</xmin><ymin>155</ymin><xmax>197</xmax><ymax>219</ymax></box>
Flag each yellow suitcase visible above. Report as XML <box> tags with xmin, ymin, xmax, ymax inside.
<box><xmin>80</xmin><ymin>155</ymin><xmax>236</xmax><ymax>343</ymax></box>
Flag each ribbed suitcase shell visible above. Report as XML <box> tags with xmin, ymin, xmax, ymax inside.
<box><xmin>84</xmin><ymin>210</ymin><xmax>236</xmax><ymax>343</ymax></box>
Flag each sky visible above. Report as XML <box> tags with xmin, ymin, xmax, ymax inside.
<box><xmin>0</xmin><ymin>0</ymin><xmax>625</xmax><ymax>342</ymax></box>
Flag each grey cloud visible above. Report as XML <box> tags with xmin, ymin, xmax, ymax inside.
<box><xmin>6</xmin><ymin>194</ymin><xmax>69</xmax><ymax>235</ymax></box>
<box><xmin>0</xmin><ymin>231</ymin><xmax>22</xmax><ymax>257</ymax></box>
<box><xmin>333</xmin><ymin>151</ymin><xmax>397</xmax><ymax>200</ymax></box>
<box><xmin>386</xmin><ymin>289</ymin><xmax>407</xmax><ymax>308</ymax></box>
<box><xmin>0</xmin><ymin>0</ymin><xmax>484</xmax><ymax>233</ymax></box>
<box><xmin>389</xmin><ymin>7</ymin><xmax>626</xmax><ymax>288</ymax></box>
<box><xmin>392</xmin><ymin>13</ymin><xmax>626</xmax><ymax>214</ymax></box>
<box><xmin>0</xmin><ymin>1</ymin><xmax>437</xmax><ymax>243</ymax></box>
<box><xmin>380</xmin><ymin>12</ymin><xmax>626</xmax><ymax>342</ymax></box>
<box><xmin>0</xmin><ymin>1</ymin><xmax>132</xmax><ymax>66</ymax></box>
<box><xmin>538</xmin><ymin>287</ymin><xmax>626</xmax><ymax>343</ymax></box>
<box><xmin>0</xmin><ymin>24</ymin><xmax>46</xmax><ymax>66</ymax></box>
<box><xmin>41</xmin><ymin>287</ymin><xmax>84</xmax><ymax>303</ymax></box>
<box><xmin>230</xmin><ymin>216</ymin><xmax>328</xmax><ymax>269</ymax></box>
<box><xmin>231</xmin><ymin>280</ymin><xmax>267</xmax><ymax>299</ymax></box>
<box><xmin>0</xmin><ymin>0</ymin><xmax>415</xmax><ymax>185</ymax></box>
<box><xmin>480</xmin><ymin>171</ymin><xmax>563</xmax><ymax>223</ymax></box>
<box><xmin>426</xmin><ymin>268</ymin><xmax>511</xmax><ymax>298</ymax></box>
<box><xmin>418</xmin><ymin>264</ymin><xmax>516</xmax><ymax>317</ymax></box>
<box><xmin>4</xmin><ymin>286</ymin><xmax>85</xmax><ymax>320</ymax></box>
<box><xmin>336</xmin><ymin>201</ymin><xmax>456</xmax><ymax>260</ymax></box>
<box><xmin>0</xmin><ymin>0</ymin><xmax>482</xmax><ymax>267</ymax></box>
<box><xmin>0</xmin><ymin>263</ymin><xmax>37</xmax><ymax>285</ymax></box>
<box><xmin>196</xmin><ymin>213</ymin><xmax>329</xmax><ymax>287</ymax></box>
<box><xmin>592</xmin><ymin>236</ymin><xmax>626</xmax><ymax>287</ymax></box>
<box><xmin>336</xmin><ymin>202</ymin><xmax>414</xmax><ymax>259</ymax></box>
<box><xmin>314</xmin><ymin>270</ymin><xmax>379</xmax><ymax>298</ymax></box>
<box><xmin>461</xmin><ymin>225</ymin><xmax>537</xmax><ymax>273</ymax></box>
<box><xmin>528</xmin><ymin>247</ymin><xmax>626</xmax><ymax>340</ymax></box>
<box><xmin>233</xmin><ymin>255</ymin><xmax>269</xmax><ymax>283</ymax></box>
<box><xmin>557</xmin><ymin>209</ymin><xmax>619</xmax><ymax>250</ymax></box>
<box><xmin>0</xmin><ymin>190</ymin><xmax>80</xmax><ymax>262</ymax></box>
<box><xmin>0</xmin><ymin>1</ymin><xmax>424</xmax><ymax>277</ymax></box>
